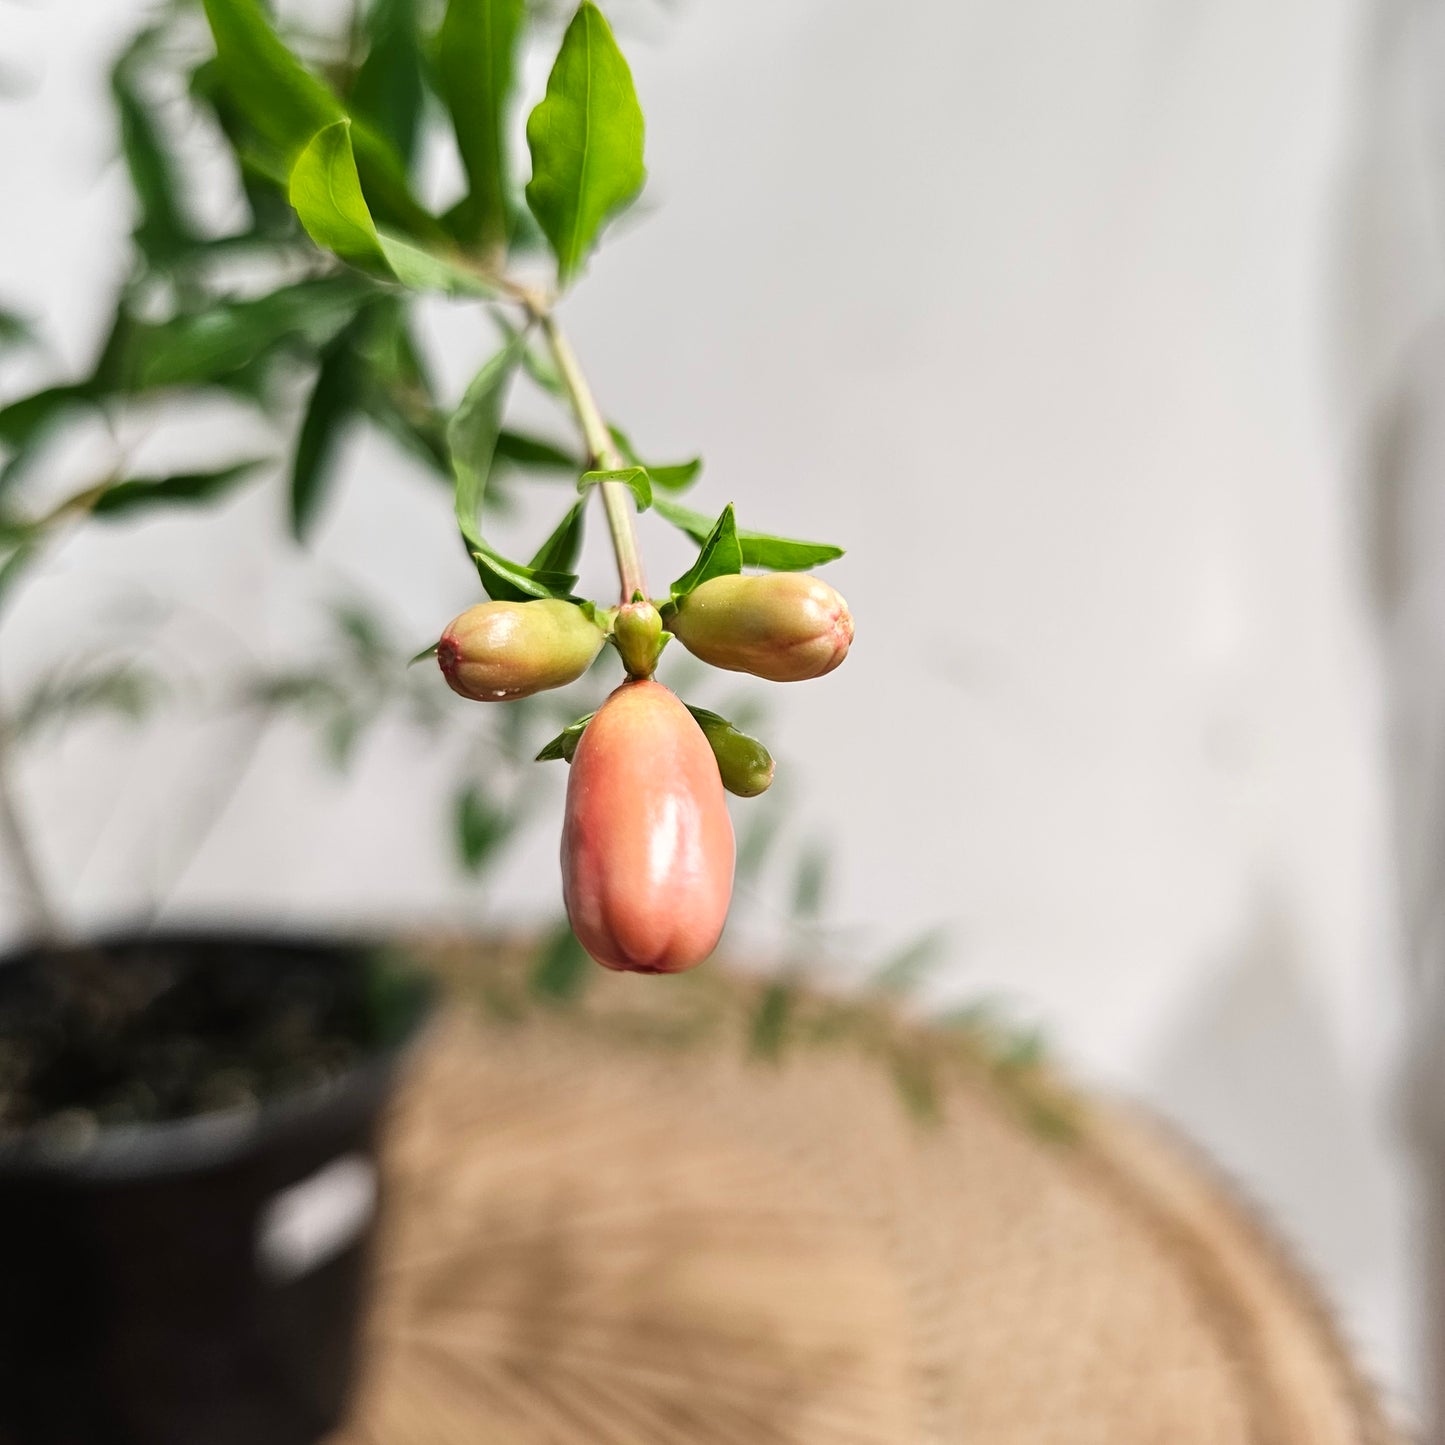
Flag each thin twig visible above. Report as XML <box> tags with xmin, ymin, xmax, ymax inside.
<box><xmin>535</xmin><ymin>310</ymin><xmax>648</xmax><ymax>603</ymax></box>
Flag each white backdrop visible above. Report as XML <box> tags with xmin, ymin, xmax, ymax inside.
<box><xmin>0</xmin><ymin>0</ymin><xmax>1428</xmax><ymax>1413</ymax></box>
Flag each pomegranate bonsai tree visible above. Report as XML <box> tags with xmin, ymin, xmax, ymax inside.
<box><xmin>277</xmin><ymin>0</ymin><xmax>857</xmax><ymax>972</ymax></box>
<box><xmin>0</xmin><ymin>0</ymin><xmax>853</xmax><ymax>973</ymax></box>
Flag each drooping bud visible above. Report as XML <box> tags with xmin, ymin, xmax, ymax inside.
<box><xmin>611</xmin><ymin>597</ymin><xmax>666</xmax><ymax>679</ymax></box>
<box><xmin>437</xmin><ymin>599</ymin><xmax>603</xmax><ymax>702</ymax></box>
<box><xmin>687</xmin><ymin>706</ymin><xmax>775</xmax><ymax>798</ymax></box>
<box><xmin>667</xmin><ymin>573</ymin><xmax>853</xmax><ymax>682</ymax></box>
<box><xmin>562</xmin><ymin>679</ymin><xmax>735</xmax><ymax>973</ymax></box>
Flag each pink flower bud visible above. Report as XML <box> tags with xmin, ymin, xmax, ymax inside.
<box><xmin>437</xmin><ymin>599</ymin><xmax>603</xmax><ymax>702</ymax></box>
<box><xmin>667</xmin><ymin>573</ymin><xmax>853</xmax><ymax>682</ymax></box>
<box><xmin>562</xmin><ymin>679</ymin><xmax>735</xmax><ymax>974</ymax></box>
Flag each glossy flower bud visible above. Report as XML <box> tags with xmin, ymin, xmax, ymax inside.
<box><xmin>667</xmin><ymin>573</ymin><xmax>853</xmax><ymax>682</ymax></box>
<box><xmin>687</xmin><ymin>707</ymin><xmax>775</xmax><ymax>798</ymax></box>
<box><xmin>562</xmin><ymin>679</ymin><xmax>735</xmax><ymax>973</ymax></box>
<box><xmin>612</xmin><ymin>598</ymin><xmax>665</xmax><ymax>679</ymax></box>
<box><xmin>437</xmin><ymin>599</ymin><xmax>603</xmax><ymax>702</ymax></box>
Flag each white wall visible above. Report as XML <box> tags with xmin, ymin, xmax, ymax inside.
<box><xmin>0</xmin><ymin>0</ymin><xmax>1424</xmax><ymax>1411</ymax></box>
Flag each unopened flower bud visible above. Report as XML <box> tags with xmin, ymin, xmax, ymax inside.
<box><xmin>667</xmin><ymin>573</ymin><xmax>853</xmax><ymax>682</ymax></box>
<box><xmin>687</xmin><ymin>706</ymin><xmax>775</xmax><ymax>798</ymax></box>
<box><xmin>612</xmin><ymin>598</ymin><xmax>665</xmax><ymax>679</ymax></box>
<box><xmin>563</xmin><ymin>680</ymin><xmax>735</xmax><ymax>973</ymax></box>
<box><xmin>438</xmin><ymin>599</ymin><xmax>603</xmax><ymax>702</ymax></box>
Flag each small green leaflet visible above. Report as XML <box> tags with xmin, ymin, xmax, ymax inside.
<box><xmin>454</xmin><ymin>783</ymin><xmax>511</xmax><ymax>873</ymax></box>
<box><xmin>749</xmin><ymin>981</ymin><xmax>795</xmax><ymax>1060</ymax></box>
<box><xmin>529</xmin><ymin>921</ymin><xmax>593</xmax><ymax>1002</ymax></box>
<box><xmin>609</xmin><ymin>424</ymin><xmax>701</xmax><ymax>492</ymax></box>
<box><xmin>0</xmin><ymin>307</ymin><xmax>35</xmax><ymax>354</ymax></box>
<box><xmin>0</xmin><ymin>541</ymin><xmax>36</xmax><ymax>613</ymax></box>
<box><xmin>654</xmin><ymin>496</ymin><xmax>843</xmax><ymax>571</ymax></box>
<box><xmin>670</xmin><ymin>502</ymin><xmax>742</xmax><ymax>600</ymax></box>
<box><xmin>90</xmin><ymin>460</ymin><xmax>268</xmax><ymax>519</ymax></box>
<box><xmin>201</xmin><ymin>0</ymin><xmax>437</xmax><ymax>240</ymax></box>
<box><xmin>449</xmin><ymin>339</ymin><xmax>577</xmax><ymax>600</ymax></box>
<box><xmin>125</xmin><ymin>277</ymin><xmax>372</xmax><ymax>392</ymax></box>
<box><xmin>0</xmin><ymin>386</ymin><xmax>90</xmax><ymax>454</ymax></box>
<box><xmin>791</xmin><ymin>840</ymin><xmax>830</xmax><ymax>920</ymax></box>
<box><xmin>494</xmin><ymin>317</ymin><xmax>566</xmax><ymax>396</ymax></box>
<box><xmin>289</xmin><ymin>121</ymin><xmax>499</xmax><ymax>296</ymax></box>
<box><xmin>496</xmin><ymin>430</ymin><xmax>581</xmax><ymax>470</ymax></box>
<box><xmin>288</xmin><ymin>120</ymin><xmax>387</xmax><ymax>271</ymax></box>
<box><xmin>578</xmin><ymin>465</ymin><xmax>650</xmax><ymax>511</ymax></box>
<box><xmin>529</xmin><ymin>500</ymin><xmax>587</xmax><ymax>575</ymax></box>
<box><xmin>869</xmin><ymin>928</ymin><xmax>949</xmax><ymax>997</ymax></box>
<box><xmin>291</xmin><ymin>323</ymin><xmax>361</xmax><ymax>541</ymax></box>
<box><xmin>525</xmin><ymin>1</ymin><xmax>646</xmax><ymax>284</ymax></box>
<box><xmin>112</xmin><ymin>30</ymin><xmax>197</xmax><ymax>264</ymax></box>
<box><xmin>408</xmin><ymin>642</ymin><xmax>439</xmax><ymax>667</ymax></box>
<box><xmin>438</xmin><ymin>0</ymin><xmax>524</xmax><ymax>253</ymax></box>
<box><xmin>350</xmin><ymin>0</ymin><xmax>427</xmax><ymax>169</ymax></box>
<box><xmin>201</xmin><ymin>0</ymin><xmax>337</xmax><ymax>171</ymax></box>
<box><xmin>535</xmin><ymin>710</ymin><xmax>595</xmax><ymax>761</ymax></box>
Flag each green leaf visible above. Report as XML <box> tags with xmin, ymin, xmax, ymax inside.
<box><xmin>438</xmin><ymin>0</ymin><xmax>524</xmax><ymax>253</ymax></box>
<box><xmin>750</xmin><ymin>981</ymin><xmax>794</xmax><ymax>1060</ymax></box>
<box><xmin>654</xmin><ymin>496</ymin><xmax>844</xmax><ymax>571</ymax></box>
<box><xmin>0</xmin><ymin>540</ymin><xmax>37</xmax><ymax>613</ymax></box>
<box><xmin>288</xmin><ymin>119</ymin><xmax>391</xmax><ymax>273</ymax></box>
<box><xmin>356</xmin><ymin>301</ymin><xmax>449</xmax><ymax>477</ymax></box>
<box><xmin>608</xmin><ymin>424</ymin><xmax>700</xmax><ymax>492</ymax></box>
<box><xmin>350</xmin><ymin>0</ymin><xmax>427</xmax><ymax>168</ymax></box>
<box><xmin>529</xmin><ymin>921</ymin><xmax>593</xmax><ymax>1002</ymax></box>
<box><xmin>291</xmin><ymin>327</ymin><xmax>360</xmax><ymax>541</ymax></box>
<box><xmin>90</xmin><ymin>460</ymin><xmax>268</xmax><ymax>519</ymax></box>
<box><xmin>0</xmin><ymin>385</ymin><xmax>92</xmax><ymax>454</ymax></box>
<box><xmin>201</xmin><ymin>0</ymin><xmax>439</xmax><ymax>241</ymax></box>
<box><xmin>112</xmin><ymin>33</ymin><xmax>196</xmax><ymax>264</ymax></box>
<box><xmin>524</xmin><ymin>1</ymin><xmax>646</xmax><ymax>284</ymax></box>
<box><xmin>535</xmin><ymin>710</ymin><xmax>595</xmax><ymax>761</ymax></box>
<box><xmin>578</xmin><ymin>465</ymin><xmax>650</xmax><ymax>510</ymax></box>
<box><xmin>450</xmin><ymin>338</ymin><xmax>574</xmax><ymax>600</ymax></box>
<box><xmin>454</xmin><ymin>783</ymin><xmax>511</xmax><ymax>873</ymax></box>
<box><xmin>289</xmin><ymin>121</ymin><xmax>500</xmax><ymax>294</ymax></box>
<box><xmin>496</xmin><ymin>430</ymin><xmax>581</xmax><ymax>470</ymax></box>
<box><xmin>669</xmin><ymin>502</ymin><xmax>742</xmax><ymax>599</ymax></box>
<box><xmin>201</xmin><ymin>0</ymin><xmax>341</xmax><ymax>170</ymax></box>
<box><xmin>374</xmin><ymin>230</ymin><xmax>501</xmax><ymax>297</ymax></box>
<box><xmin>736</xmin><ymin>800</ymin><xmax>782</xmax><ymax>881</ymax></box>
<box><xmin>529</xmin><ymin>499</ymin><xmax>587</xmax><ymax>574</ymax></box>
<box><xmin>791</xmin><ymin>840</ymin><xmax>829</xmax><ymax>919</ymax></box>
<box><xmin>408</xmin><ymin>642</ymin><xmax>439</xmax><ymax>666</ymax></box>
<box><xmin>450</xmin><ymin>337</ymin><xmax>521</xmax><ymax>556</ymax></box>
<box><xmin>870</xmin><ymin>928</ymin><xmax>948</xmax><ymax>998</ymax></box>
<box><xmin>890</xmin><ymin>1047</ymin><xmax>942</xmax><ymax>1123</ymax></box>
<box><xmin>14</xmin><ymin>661</ymin><xmax>166</xmax><ymax>742</ymax></box>
<box><xmin>123</xmin><ymin>277</ymin><xmax>373</xmax><ymax>391</ymax></box>
<box><xmin>0</xmin><ymin>307</ymin><xmax>36</xmax><ymax>354</ymax></box>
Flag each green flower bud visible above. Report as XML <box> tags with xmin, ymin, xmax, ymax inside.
<box><xmin>612</xmin><ymin>598</ymin><xmax>665</xmax><ymax>679</ymax></box>
<box><xmin>437</xmin><ymin>599</ymin><xmax>603</xmax><ymax>702</ymax></box>
<box><xmin>668</xmin><ymin>573</ymin><xmax>853</xmax><ymax>682</ymax></box>
<box><xmin>687</xmin><ymin>706</ymin><xmax>775</xmax><ymax>797</ymax></box>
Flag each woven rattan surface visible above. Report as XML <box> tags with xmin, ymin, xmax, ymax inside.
<box><xmin>336</xmin><ymin>943</ymin><xmax>1400</xmax><ymax>1445</ymax></box>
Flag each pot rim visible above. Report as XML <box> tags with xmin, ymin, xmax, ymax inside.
<box><xmin>0</xmin><ymin>925</ymin><xmax>437</xmax><ymax>1182</ymax></box>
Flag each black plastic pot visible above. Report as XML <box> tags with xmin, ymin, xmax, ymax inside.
<box><xmin>0</xmin><ymin>930</ymin><xmax>433</xmax><ymax>1445</ymax></box>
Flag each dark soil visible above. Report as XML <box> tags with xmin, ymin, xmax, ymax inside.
<box><xmin>0</xmin><ymin>934</ymin><xmax>428</xmax><ymax>1141</ymax></box>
